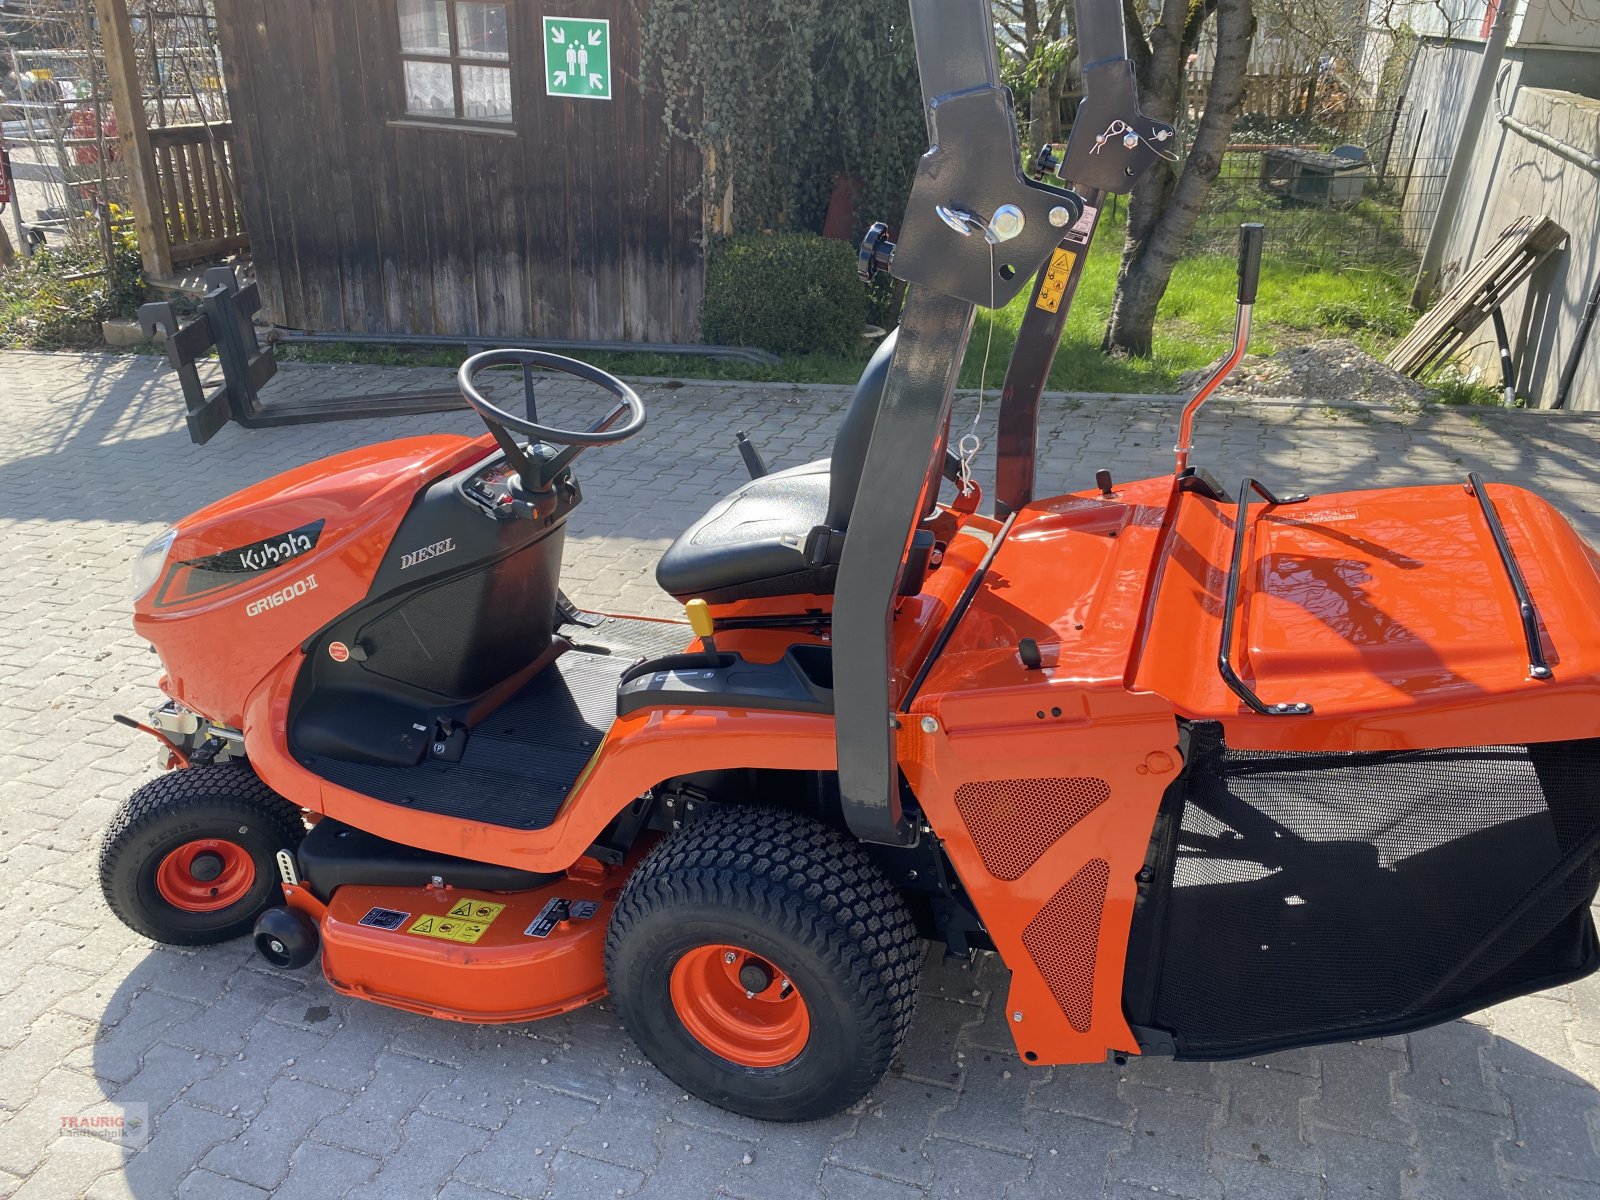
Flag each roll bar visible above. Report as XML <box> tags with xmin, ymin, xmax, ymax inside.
<box><xmin>832</xmin><ymin>0</ymin><xmax>1173</xmax><ymax>845</ymax></box>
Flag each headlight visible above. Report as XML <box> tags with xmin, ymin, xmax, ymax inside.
<box><xmin>131</xmin><ymin>527</ymin><xmax>177</xmax><ymax>599</ymax></box>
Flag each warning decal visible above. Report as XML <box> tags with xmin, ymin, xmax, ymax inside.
<box><xmin>407</xmin><ymin>915</ymin><xmax>491</xmax><ymax>944</ymax></box>
<box><xmin>357</xmin><ymin>907</ymin><xmax>410</xmax><ymax>930</ymax></box>
<box><xmin>1034</xmin><ymin>247</ymin><xmax>1077</xmax><ymax>314</ymax></box>
<box><xmin>445</xmin><ymin>898</ymin><xmax>506</xmax><ymax>923</ymax></box>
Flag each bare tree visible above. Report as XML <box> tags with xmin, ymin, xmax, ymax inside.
<box><xmin>1102</xmin><ymin>0</ymin><xmax>1255</xmax><ymax>357</ymax></box>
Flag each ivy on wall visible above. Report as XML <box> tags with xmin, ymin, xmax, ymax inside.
<box><xmin>637</xmin><ymin>0</ymin><xmax>925</xmax><ymax>241</ymax></box>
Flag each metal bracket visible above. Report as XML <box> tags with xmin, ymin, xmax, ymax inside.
<box><xmin>1056</xmin><ymin>61</ymin><xmax>1177</xmax><ymax>194</ymax></box>
<box><xmin>1219</xmin><ymin>478</ymin><xmax>1315</xmax><ymax>716</ymax></box>
<box><xmin>891</xmin><ymin>87</ymin><xmax>1084</xmax><ymax>309</ymax></box>
<box><xmin>275</xmin><ymin>849</ymin><xmax>300</xmax><ymax>887</ymax></box>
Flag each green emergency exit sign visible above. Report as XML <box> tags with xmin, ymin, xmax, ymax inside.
<box><xmin>544</xmin><ymin>16</ymin><xmax>611</xmax><ymax>100</ymax></box>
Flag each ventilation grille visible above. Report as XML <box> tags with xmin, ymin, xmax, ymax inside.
<box><xmin>1023</xmin><ymin>858</ymin><xmax>1111</xmax><ymax>1034</ymax></box>
<box><xmin>954</xmin><ymin>777</ymin><xmax>1110</xmax><ymax>880</ymax></box>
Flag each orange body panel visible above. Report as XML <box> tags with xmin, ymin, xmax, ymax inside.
<box><xmin>308</xmin><ymin>870</ymin><xmax>622</xmax><ymax>1023</ymax></box>
<box><xmin>900</xmin><ymin>691</ymin><xmax>1176</xmax><ymax>1062</ymax></box>
<box><xmin>135</xmin><ymin>435</ymin><xmax>492</xmax><ymax>728</ymax></box>
<box><xmin>1132</xmin><ymin>481</ymin><xmax>1600</xmax><ymax>750</ymax></box>
<box><xmin>236</xmin><ymin>518</ymin><xmax>1000</xmax><ymax>873</ymax></box>
<box><xmin>906</xmin><ymin>480</ymin><xmax>1180</xmax><ymax>1064</ymax></box>
<box><xmin>903</xmin><ymin>473</ymin><xmax>1600</xmax><ymax>1066</ymax></box>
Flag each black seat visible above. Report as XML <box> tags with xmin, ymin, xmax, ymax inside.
<box><xmin>656</xmin><ymin>330</ymin><xmax>897</xmax><ymax>604</ymax></box>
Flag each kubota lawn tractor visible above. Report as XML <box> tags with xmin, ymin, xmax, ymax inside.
<box><xmin>102</xmin><ymin>0</ymin><xmax>1600</xmax><ymax>1122</ymax></box>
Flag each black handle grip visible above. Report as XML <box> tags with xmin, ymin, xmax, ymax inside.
<box><xmin>1237</xmin><ymin>223</ymin><xmax>1265</xmax><ymax>305</ymax></box>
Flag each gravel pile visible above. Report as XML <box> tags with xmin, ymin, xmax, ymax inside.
<box><xmin>1177</xmin><ymin>338</ymin><xmax>1432</xmax><ymax>406</ymax></box>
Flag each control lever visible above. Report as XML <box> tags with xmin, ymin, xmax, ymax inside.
<box><xmin>736</xmin><ymin>431</ymin><xmax>769</xmax><ymax>480</ymax></box>
<box><xmin>1174</xmin><ymin>223</ymin><xmax>1264</xmax><ymax>474</ymax></box>
<box><xmin>685</xmin><ymin>599</ymin><xmax>719</xmax><ymax>662</ymax></box>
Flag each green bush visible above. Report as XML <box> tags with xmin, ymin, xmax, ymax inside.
<box><xmin>700</xmin><ymin>232</ymin><xmax>868</xmax><ymax>357</ymax></box>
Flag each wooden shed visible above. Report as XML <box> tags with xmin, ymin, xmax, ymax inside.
<box><xmin>210</xmin><ymin>0</ymin><xmax>704</xmax><ymax>342</ymax></box>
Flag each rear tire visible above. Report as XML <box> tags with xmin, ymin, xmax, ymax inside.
<box><xmin>605</xmin><ymin>807</ymin><xmax>920</xmax><ymax>1121</ymax></box>
<box><xmin>99</xmin><ymin>766</ymin><xmax>305</xmax><ymax>945</ymax></box>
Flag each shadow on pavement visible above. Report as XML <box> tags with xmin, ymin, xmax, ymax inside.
<box><xmin>75</xmin><ymin>937</ymin><xmax>1600</xmax><ymax>1198</ymax></box>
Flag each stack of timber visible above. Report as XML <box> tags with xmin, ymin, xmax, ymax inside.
<box><xmin>1386</xmin><ymin>215</ymin><xmax>1568</xmax><ymax>379</ymax></box>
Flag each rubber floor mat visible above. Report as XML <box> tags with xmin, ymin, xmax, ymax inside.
<box><xmin>306</xmin><ymin>614</ymin><xmax>687</xmax><ymax>830</ymax></box>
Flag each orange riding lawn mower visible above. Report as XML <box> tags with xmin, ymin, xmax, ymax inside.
<box><xmin>102</xmin><ymin>0</ymin><xmax>1600</xmax><ymax>1122</ymax></box>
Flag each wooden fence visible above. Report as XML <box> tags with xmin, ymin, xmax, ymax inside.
<box><xmin>149</xmin><ymin>122</ymin><xmax>249</xmax><ymax>266</ymax></box>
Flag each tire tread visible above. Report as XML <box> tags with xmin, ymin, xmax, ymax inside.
<box><xmin>606</xmin><ymin>806</ymin><xmax>920</xmax><ymax>1115</ymax></box>
<box><xmin>98</xmin><ymin>766</ymin><xmax>304</xmax><ymax>943</ymax></box>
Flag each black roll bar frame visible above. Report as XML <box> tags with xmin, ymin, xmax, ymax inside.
<box><xmin>832</xmin><ymin>0</ymin><xmax>1169</xmax><ymax>845</ymax></box>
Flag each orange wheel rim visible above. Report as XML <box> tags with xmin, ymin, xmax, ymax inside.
<box><xmin>668</xmin><ymin>943</ymin><xmax>811</xmax><ymax>1068</ymax></box>
<box><xmin>155</xmin><ymin>839</ymin><xmax>256</xmax><ymax>913</ymax></box>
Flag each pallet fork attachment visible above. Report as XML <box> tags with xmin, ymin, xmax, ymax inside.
<box><xmin>138</xmin><ymin>267</ymin><xmax>462</xmax><ymax>446</ymax></box>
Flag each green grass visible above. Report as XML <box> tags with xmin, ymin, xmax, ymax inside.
<box><xmin>1431</xmin><ymin>369</ymin><xmax>1515</xmax><ymax>407</ymax></box>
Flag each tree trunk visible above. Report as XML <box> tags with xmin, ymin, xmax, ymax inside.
<box><xmin>0</xmin><ymin>220</ymin><xmax>14</xmax><ymax>272</ymax></box>
<box><xmin>1022</xmin><ymin>0</ymin><xmax>1042</xmax><ymax>148</ymax></box>
<box><xmin>1102</xmin><ymin>0</ymin><xmax>1255</xmax><ymax>357</ymax></box>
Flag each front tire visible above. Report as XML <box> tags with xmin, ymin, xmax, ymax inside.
<box><xmin>605</xmin><ymin>807</ymin><xmax>920</xmax><ymax>1121</ymax></box>
<box><xmin>98</xmin><ymin>766</ymin><xmax>305</xmax><ymax>945</ymax></box>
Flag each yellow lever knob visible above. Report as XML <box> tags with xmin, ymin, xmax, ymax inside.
<box><xmin>685</xmin><ymin>598</ymin><xmax>715</xmax><ymax>639</ymax></box>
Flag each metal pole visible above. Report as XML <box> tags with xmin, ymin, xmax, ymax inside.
<box><xmin>993</xmin><ymin>187</ymin><xmax>1105</xmax><ymax>516</ymax></box>
<box><xmin>1411</xmin><ymin>0</ymin><xmax>1518</xmax><ymax>308</ymax></box>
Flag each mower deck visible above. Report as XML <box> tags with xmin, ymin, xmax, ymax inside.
<box><xmin>300</xmin><ymin>615</ymin><xmax>687</xmax><ymax>830</ymax></box>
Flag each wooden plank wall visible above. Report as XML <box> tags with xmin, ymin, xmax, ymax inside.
<box><xmin>212</xmin><ymin>0</ymin><xmax>703</xmax><ymax>342</ymax></box>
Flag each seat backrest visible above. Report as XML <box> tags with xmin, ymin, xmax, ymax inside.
<box><xmin>825</xmin><ymin>328</ymin><xmax>899</xmax><ymax>531</ymax></box>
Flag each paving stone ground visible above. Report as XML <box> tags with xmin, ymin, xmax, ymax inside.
<box><xmin>4</xmin><ymin>349</ymin><xmax>1600</xmax><ymax>1199</ymax></box>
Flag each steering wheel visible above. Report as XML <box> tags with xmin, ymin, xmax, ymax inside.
<box><xmin>457</xmin><ymin>348</ymin><xmax>647</xmax><ymax>448</ymax></box>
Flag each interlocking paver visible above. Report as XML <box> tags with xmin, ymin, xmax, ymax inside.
<box><xmin>309</xmin><ymin>1051</ymin><xmax>458</xmax><ymax>1157</ymax></box>
<box><xmin>924</xmin><ymin>1137</ymin><xmax>1031</xmax><ymax>1199</ymax></box>
<box><xmin>1305</xmin><ymin>1040</ymin><xmax>1412</xmax><ymax>1143</ymax></box>
<box><xmin>1011</xmin><ymin>1110</ymin><xmax>1129</xmax><ymax>1197</ymax></box>
<box><xmin>1403</xmin><ymin>1100</ymin><xmax>1515</xmax><ymax>1200</ymax></box>
<box><xmin>7</xmin><ymin>348</ymin><xmax>1600</xmax><ymax>1197</ymax></box>
<box><xmin>452</xmin><ymin>1088</ymin><xmax>597</xmax><ymax>1196</ymax></box>
<box><xmin>1311</xmin><ymin>1127</ymin><xmax>1414</xmax><ymax>1200</ymax></box>
<box><xmin>1109</xmin><ymin>1084</ymin><xmax>1223</xmax><ymax>1199</ymax></box>
<box><xmin>543</xmin><ymin>1148</ymin><xmax>645</xmax><ymax>1198</ymax></box>
<box><xmin>1209</xmin><ymin>1060</ymin><xmax>1321</xmax><ymax>1174</ymax></box>
<box><xmin>1496</xmin><ymin>1069</ymin><xmax>1600</xmax><ymax>1185</ymax></box>
<box><xmin>270</xmin><ymin>1140</ymin><xmax>381</xmax><ymax>1200</ymax></box>
<box><xmin>197</xmin><ymin>1077</ymin><xmax>349</xmax><ymax>1190</ymax></box>
<box><xmin>820</xmin><ymin>1163</ymin><xmax>924</xmax><ymax>1199</ymax></box>
<box><xmin>1399</xmin><ymin>1021</ymin><xmax>1508</xmax><ymax>1115</ymax></box>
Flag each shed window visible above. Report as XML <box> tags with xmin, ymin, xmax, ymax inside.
<box><xmin>399</xmin><ymin>0</ymin><xmax>512</xmax><ymax>124</ymax></box>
